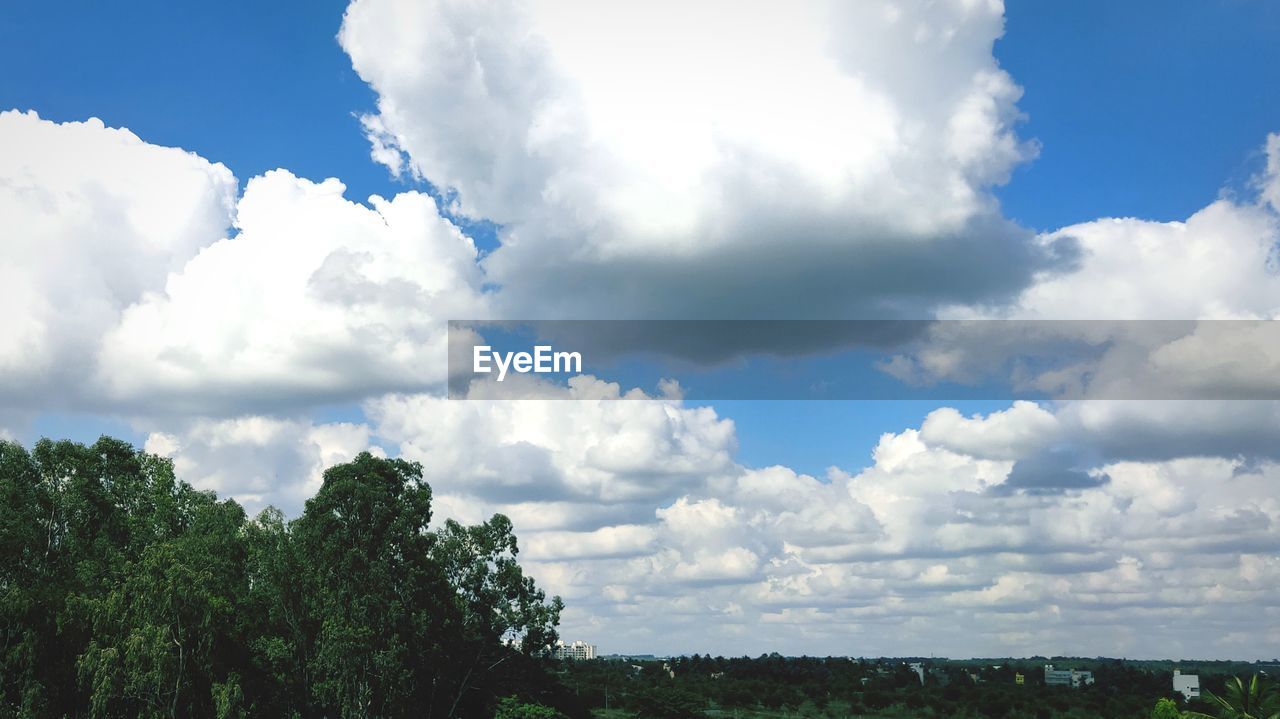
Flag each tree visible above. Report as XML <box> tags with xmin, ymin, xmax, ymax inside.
<box><xmin>76</xmin><ymin>490</ymin><xmax>247</xmax><ymax>718</ymax></box>
<box><xmin>493</xmin><ymin>695</ymin><xmax>568</xmax><ymax>719</ymax></box>
<box><xmin>1185</xmin><ymin>675</ymin><xmax>1280</xmax><ymax>719</ymax></box>
<box><xmin>291</xmin><ymin>452</ymin><xmax>564</xmax><ymax>718</ymax></box>
<box><xmin>431</xmin><ymin>514</ymin><xmax>564</xmax><ymax>716</ymax></box>
<box><xmin>628</xmin><ymin>685</ymin><xmax>705</xmax><ymax>719</ymax></box>
<box><xmin>291</xmin><ymin>452</ymin><xmax>445</xmax><ymax>718</ymax></box>
<box><xmin>1153</xmin><ymin>697</ymin><xmax>1185</xmax><ymax>719</ymax></box>
<box><xmin>0</xmin><ymin>438</ymin><xmax>566</xmax><ymax>718</ymax></box>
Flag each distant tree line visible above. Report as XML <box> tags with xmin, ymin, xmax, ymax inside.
<box><xmin>558</xmin><ymin>654</ymin><xmax>1275</xmax><ymax>719</ymax></box>
<box><xmin>0</xmin><ymin>437</ymin><xmax>576</xmax><ymax>719</ymax></box>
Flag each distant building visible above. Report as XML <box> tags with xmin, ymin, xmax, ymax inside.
<box><xmin>1173</xmin><ymin>670</ymin><xmax>1201</xmax><ymax>701</ymax></box>
<box><xmin>1044</xmin><ymin>665</ymin><xmax>1094</xmax><ymax>688</ymax></box>
<box><xmin>908</xmin><ymin>662</ymin><xmax>925</xmax><ymax>685</ymax></box>
<box><xmin>553</xmin><ymin>640</ymin><xmax>597</xmax><ymax>660</ymax></box>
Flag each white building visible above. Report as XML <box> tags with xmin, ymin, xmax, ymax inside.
<box><xmin>553</xmin><ymin>640</ymin><xmax>597</xmax><ymax>660</ymax></box>
<box><xmin>1044</xmin><ymin>665</ymin><xmax>1095</xmax><ymax>688</ymax></box>
<box><xmin>1173</xmin><ymin>670</ymin><xmax>1201</xmax><ymax>701</ymax></box>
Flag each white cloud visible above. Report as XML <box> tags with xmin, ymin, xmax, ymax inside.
<box><xmin>0</xmin><ymin>110</ymin><xmax>236</xmax><ymax>409</ymax></box>
<box><xmin>98</xmin><ymin>170</ymin><xmax>486</xmax><ymax>413</ymax></box>
<box><xmin>368</xmin><ymin>376</ymin><xmax>738</xmax><ymax>514</ymax></box>
<box><xmin>322</xmin><ymin>392</ymin><xmax>1280</xmax><ymax>657</ymax></box>
<box><xmin>120</xmin><ymin>386</ymin><xmax>1280</xmax><ymax>658</ymax></box>
<box><xmin>883</xmin><ymin>133</ymin><xmax>1280</xmax><ymax>398</ymax></box>
<box><xmin>144</xmin><ymin>415</ymin><xmax>380</xmax><ymax>515</ymax></box>
<box><xmin>1262</xmin><ymin>132</ymin><xmax>1280</xmax><ymax>215</ymax></box>
<box><xmin>920</xmin><ymin>401</ymin><xmax>1060</xmax><ymax>459</ymax></box>
<box><xmin>340</xmin><ymin>0</ymin><xmax>1064</xmax><ymax>318</ymax></box>
<box><xmin>0</xmin><ymin>113</ymin><xmax>488</xmax><ymax>416</ymax></box>
<box><xmin>992</xmin><ymin>187</ymin><xmax>1280</xmax><ymax>320</ymax></box>
<box><xmin>4</xmin><ymin>0</ymin><xmax>1280</xmax><ymax>662</ymax></box>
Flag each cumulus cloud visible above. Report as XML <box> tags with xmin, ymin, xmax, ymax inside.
<box><xmin>991</xmin><ymin>184</ymin><xmax>1280</xmax><ymax>321</ymax></box>
<box><xmin>99</xmin><ymin>170</ymin><xmax>487</xmax><ymax>414</ymax></box>
<box><xmin>920</xmin><ymin>401</ymin><xmax>1060</xmax><ymax>459</ymax></box>
<box><xmin>0</xmin><ymin>112</ymin><xmax>487</xmax><ymax>416</ymax></box>
<box><xmin>368</xmin><ymin>375</ymin><xmax>738</xmax><ymax>521</ymax></box>
<box><xmin>161</xmin><ymin>390</ymin><xmax>1262</xmax><ymax>659</ymax></box>
<box><xmin>144</xmin><ymin>416</ymin><xmax>381</xmax><ymax>515</ymax></box>
<box><xmin>602</xmin><ymin>412</ymin><xmax>1277</xmax><ymax>656</ymax></box>
<box><xmin>0</xmin><ymin>110</ymin><xmax>236</xmax><ymax>410</ymax></box>
<box><xmin>340</xmin><ymin>0</ymin><xmax>1070</xmax><ymax>318</ymax></box>
<box><xmin>881</xmin><ymin>132</ymin><xmax>1280</xmax><ymax>397</ymax></box>
<box><xmin>4</xmin><ymin>0</ymin><xmax>1280</xmax><ymax>661</ymax></box>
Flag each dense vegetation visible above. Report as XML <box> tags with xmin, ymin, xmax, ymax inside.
<box><xmin>557</xmin><ymin>655</ymin><xmax>1279</xmax><ymax>719</ymax></box>
<box><xmin>0</xmin><ymin>437</ymin><xmax>573</xmax><ymax>718</ymax></box>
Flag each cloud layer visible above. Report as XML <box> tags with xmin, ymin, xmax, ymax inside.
<box><xmin>341</xmin><ymin>0</ymin><xmax>1074</xmax><ymax>318</ymax></box>
<box><xmin>0</xmin><ymin>111</ymin><xmax>236</xmax><ymax>411</ymax></box>
<box><xmin>141</xmin><ymin>391</ymin><xmax>1280</xmax><ymax>658</ymax></box>
<box><xmin>3</xmin><ymin>0</ymin><xmax>1280</xmax><ymax>660</ymax></box>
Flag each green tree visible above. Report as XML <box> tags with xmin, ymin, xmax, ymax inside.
<box><xmin>0</xmin><ymin>439</ymin><xmax>59</xmax><ymax>716</ymax></box>
<box><xmin>628</xmin><ymin>685</ymin><xmax>704</xmax><ymax>719</ymax></box>
<box><xmin>292</xmin><ymin>452</ymin><xmax>564</xmax><ymax>718</ymax></box>
<box><xmin>1186</xmin><ymin>675</ymin><xmax>1280</xmax><ymax>719</ymax></box>
<box><xmin>76</xmin><ymin>489</ymin><xmax>247</xmax><ymax>718</ymax></box>
<box><xmin>239</xmin><ymin>507</ymin><xmax>309</xmax><ymax>716</ymax></box>
<box><xmin>0</xmin><ymin>438</ymin><xmax>566</xmax><ymax>719</ymax></box>
<box><xmin>431</xmin><ymin>514</ymin><xmax>564</xmax><ymax>715</ymax></box>
<box><xmin>291</xmin><ymin>452</ymin><xmax>451</xmax><ymax>717</ymax></box>
<box><xmin>1153</xmin><ymin>697</ymin><xmax>1185</xmax><ymax>719</ymax></box>
<box><xmin>493</xmin><ymin>695</ymin><xmax>568</xmax><ymax>719</ymax></box>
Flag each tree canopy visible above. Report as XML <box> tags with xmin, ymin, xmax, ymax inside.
<box><xmin>0</xmin><ymin>437</ymin><xmax>568</xmax><ymax>719</ymax></box>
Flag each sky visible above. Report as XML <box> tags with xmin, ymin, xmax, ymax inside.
<box><xmin>2</xmin><ymin>0</ymin><xmax>1280</xmax><ymax>659</ymax></box>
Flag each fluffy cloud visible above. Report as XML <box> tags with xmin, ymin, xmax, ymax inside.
<box><xmin>881</xmin><ymin>132</ymin><xmax>1280</xmax><ymax>396</ymax></box>
<box><xmin>99</xmin><ymin>170</ymin><xmax>486</xmax><ymax>414</ymax></box>
<box><xmin>340</xmin><ymin>0</ymin><xmax>1071</xmax><ymax>318</ymax></box>
<box><xmin>144</xmin><ymin>416</ymin><xmax>380</xmax><ymax>515</ymax></box>
<box><xmin>0</xmin><ymin>110</ymin><xmax>236</xmax><ymax>410</ymax></box>
<box><xmin>368</xmin><ymin>376</ymin><xmax>738</xmax><ymax>525</ymax></box>
<box><xmin>920</xmin><ymin>400</ymin><xmax>1060</xmax><ymax>459</ymax></box>
<box><xmin>142</xmin><ymin>392</ymin><xmax>1270</xmax><ymax>658</ymax></box>
<box><xmin>5</xmin><ymin>0</ymin><xmax>1280</xmax><ymax>661</ymax></box>
<box><xmin>0</xmin><ymin>112</ymin><xmax>487</xmax><ymax>416</ymax></box>
<box><xmin>536</xmin><ymin>401</ymin><xmax>1280</xmax><ymax>657</ymax></box>
<box><xmin>991</xmin><ymin>186</ymin><xmax>1280</xmax><ymax>321</ymax></box>
<box><xmin>554</xmin><ymin>404</ymin><xmax>1280</xmax><ymax>657</ymax></box>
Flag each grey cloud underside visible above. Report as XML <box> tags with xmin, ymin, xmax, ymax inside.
<box><xmin>996</xmin><ymin>450</ymin><xmax>1108</xmax><ymax>495</ymax></box>
<box><xmin>483</xmin><ymin>213</ymin><xmax>1077</xmax><ymax>321</ymax></box>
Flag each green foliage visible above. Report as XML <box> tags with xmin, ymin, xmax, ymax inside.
<box><xmin>494</xmin><ymin>695</ymin><xmax>568</xmax><ymax>718</ymax></box>
<box><xmin>557</xmin><ymin>656</ymin><xmax>1268</xmax><ymax>719</ymax></box>
<box><xmin>1153</xmin><ymin>697</ymin><xmax>1185</xmax><ymax>719</ymax></box>
<box><xmin>1185</xmin><ymin>675</ymin><xmax>1280</xmax><ymax>719</ymax></box>
<box><xmin>628</xmin><ymin>685</ymin><xmax>705</xmax><ymax>719</ymax></box>
<box><xmin>0</xmin><ymin>438</ymin><xmax>567</xmax><ymax>719</ymax></box>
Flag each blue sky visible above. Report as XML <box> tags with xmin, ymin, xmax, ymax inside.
<box><xmin>997</xmin><ymin>0</ymin><xmax>1280</xmax><ymax>228</ymax></box>
<box><xmin>3</xmin><ymin>0</ymin><xmax>1279</xmax><ymax>474</ymax></box>
<box><xmin>7</xmin><ymin>0</ymin><xmax>1279</xmax><ymax>230</ymax></box>
<box><xmin>6</xmin><ymin>0</ymin><xmax>1280</xmax><ymax>659</ymax></box>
